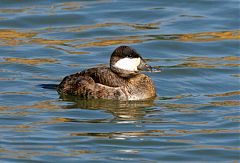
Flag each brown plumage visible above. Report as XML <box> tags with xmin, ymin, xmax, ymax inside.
<box><xmin>57</xmin><ymin>46</ymin><xmax>156</xmax><ymax>101</ymax></box>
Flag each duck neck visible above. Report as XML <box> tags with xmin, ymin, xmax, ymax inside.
<box><xmin>110</xmin><ymin>66</ymin><xmax>139</xmax><ymax>78</ymax></box>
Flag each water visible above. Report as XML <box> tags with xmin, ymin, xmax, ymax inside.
<box><xmin>0</xmin><ymin>0</ymin><xmax>239</xmax><ymax>162</ymax></box>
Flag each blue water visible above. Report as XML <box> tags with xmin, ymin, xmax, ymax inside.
<box><xmin>0</xmin><ymin>0</ymin><xmax>239</xmax><ymax>162</ymax></box>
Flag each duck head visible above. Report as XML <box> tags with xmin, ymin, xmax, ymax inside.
<box><xmin>110</xmin><ymin>46</ymin><xmax>152</xmax><ymax>77</ymax></box>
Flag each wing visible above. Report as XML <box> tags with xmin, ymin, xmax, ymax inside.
<box><xmin>57</xmin><ymin>67</ymin><xmax>128</xmax><ymax>100</ymax></box>
<box><xmin>57</xmin><ymin>66</ymin><xmax>126</xmax><ymax>94</ymax></box>
<box><xmin>79</xmin><ymin>67</ymin><xmax>126</xmax><ymax>87</ymax></box>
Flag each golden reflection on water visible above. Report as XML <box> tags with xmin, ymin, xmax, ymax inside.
<box><xmin>207</xmin><ymin>91</ymin><xmax>240</xmax><ymax>97</ymax></box>
<box><xmin>30</xmin><ymin>75</ymin><xmax>59</xmax><ymax>80</ymax></box>
<box><xmin>231</xmin><ymin>74</ymin><xmax>240</xmax><ymax>78</ymax></box>
<box><xmin>178</xmin><ymin>30</ymin><xmax>240</xmax><ymax>42</ymax></box>
<box><xmin>0</xmin><ymin>8</ymin><xmax>28</xmax><ymax>14</ymax></box>
<box><xmin>72</xmin><ymin>30</ymin><xmax>240</xmax><ymax>48</ymax></box>
<box><xmin>55</xmin><ymin>2</ymin><xmax>82</xmax><ymax>11</ymax></box>
<box><xmin>0</xmin><ymin>100</ymin><xmax>62</xmax><ymax>111</ymax></box>
<box><xmin>3</xmin><ymin>57</ymin><xmax>58</xmax><ymax>65</ymax></box>
<box><xmin>0</xmin><ymin>148</ymin><xmax>94</xmax><ymax>160</ymax></box>
<box><xmin>186</xmin><ymin>56</ymin><xmax>240</xmax><ymax>62</ymax></box>
<box><xmin>176</xmin><ymin>62</ymin><xmax>216</xmax><ymax>68</ymax></box>
<box><xmin>0</xmin><ymin>29</ymin><xmax>36</xmax><ymax>46</ymax></box>
<box><xmin>30</xmin><ymin>38</ymin><xmax>72</xmax><ymax>45</ymax></box>
<box><xmin>64</xmin><ymin>22</ymin><xmax>160</xmax><ymax>33</ymax></box>
<box><xmin>176</xmin><ymin>62</ymin><xmax>240</xmax><ymax>68</ymax></box>
<box><xmin>47</xmin><ymin>45</ymin><xmax>89</xmax><ymax>55</ymax></box>
<box><xmin>177</xmin><ymin>57</ymin><xmax>240</xmax><ymax>68</ymax></box>
<box><xmin>17</xmin><ymin>100</ymin><xmax>62</xmax><ymax>110</ymax></box>
<box><xmin>0</xmin><ymin>124</ymin><xmax>33</xmax><ymax>129</ymax></box>
<box><xmin>0</xmin><ymin>28</ymin><xmax>238</xmax><ymax>50</ymax></box>
<box><xmin>0</xmin><ymin>77</ymin><xmax>16</xmax><ymax>81</ymax></box>
<box><xmin>0</xmin><ymin>124</ymin><xmax>35</xmax><ymax>133</ymax></box>
<box><xmin>0</xmin><ymin>91</ymin><xmax>31</xmax><ymax>95</ymax></box>
<box><xmin>0</xmin><ymin>0</ymin><xmax>111</xmax><ymax>21</ymax></box>
<box><xmin>168</xmin><ymin>139</ymin><xmax>193</xmax><ymax>143</ymax></box>
<box><xmin>162</xmin><ymin>103</ymin><xmax>197</xmax><ymax>109</ymax></box>
<box><xmin>0</xmin><ymin>29</ymin><xmax>36</xmax><ymax>39</ymax></box>
<box><xmin>161</xmin><ymin>100</ymin><xmax>240</xmax><ymax>111</ymax></box>
<box><xmin>175</xmin><ymin>56</ymin><xmax>240</xmax><ymax>68</ymax></box>
<box><xmin>175</xmin><ymin>129</ymin><xmax>240</xmax><ymax>134</ymax></box>
<box><xmin>74</xmin><ymin>36</ymin><xmax>144</xmax><ymax>48</ymax></box>
<box><xmin>210</xmin><ymin>100</ymin><xmax>240</xmax><ymax>106</ymax></box>
<box><xmin>32</xmin><ymin>117</ymin><xmax>75</xmax><ymax>125</ymax></box>
<box><xmin>224</xmin><ymin>116</ymin><xmax>240</xmax><ymax>122</ymax></box>
<box><xmin>0</xmin><ymin>29</ymin><xmax>72</xmax><ymax>46</ymax></box>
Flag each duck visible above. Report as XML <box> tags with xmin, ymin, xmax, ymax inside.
<box><xmin>57</xmin><ymin>46</ymin><xmax>157</xmax><ymax>101</ymax></box>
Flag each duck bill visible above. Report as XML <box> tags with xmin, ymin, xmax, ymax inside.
<box><xmin>137</xmin><ymin>59</ymin><xmax>153</xmax><ymax>72</ymax></box>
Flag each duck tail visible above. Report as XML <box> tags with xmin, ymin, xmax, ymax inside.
<box><xmin>39</xmin><ymin>84</ymin><xmax>58</xmax><ymax>90</ymax></box>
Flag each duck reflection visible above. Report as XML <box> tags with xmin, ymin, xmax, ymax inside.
<box><xmin>60</xmin><ymin>95</ymin><xmax>156</xmax><ymax>121</ymax></box>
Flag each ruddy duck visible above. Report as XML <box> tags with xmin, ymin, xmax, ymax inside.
<box><xmin>57</xmin><ymin>46</ymin><xmax>157</xmax><ymax>101</ymax></box>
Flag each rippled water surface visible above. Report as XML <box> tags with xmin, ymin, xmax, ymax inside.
<box><xmin>0</xmin><ymin>0</ymin><xmax>240</xmax><ymax>162</ymax></box>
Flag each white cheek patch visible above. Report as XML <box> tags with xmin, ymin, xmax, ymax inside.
<box><xmin>114</xmin><ymin>57</ymin><xmax>141</xmax><ymax>71</ymax></box>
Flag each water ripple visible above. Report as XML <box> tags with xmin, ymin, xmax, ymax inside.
<box><xmin>0</xmin><ymin>0</ymin><xmax>239</xmax><ymax>162</ymax></box>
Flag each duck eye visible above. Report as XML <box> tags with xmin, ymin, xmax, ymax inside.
<box><xmin>128</xmin><ymin>52</ymin><xmax>135</xmax><ymax>58</ymax></box>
